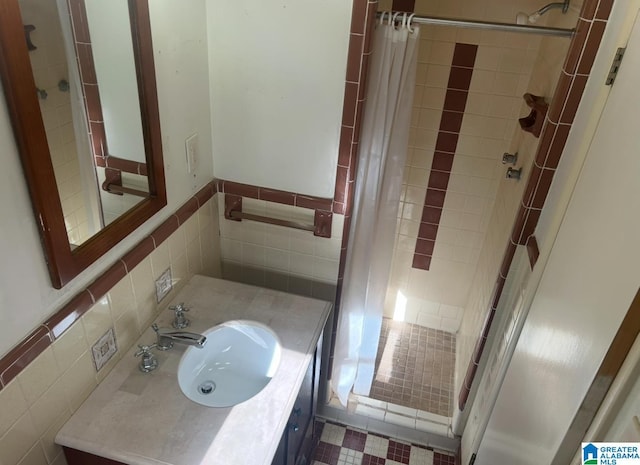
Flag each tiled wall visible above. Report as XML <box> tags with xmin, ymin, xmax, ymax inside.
<box><xmin>0</xmin><ymin>186</ymin><xmax>222</xmax><ymax>465</ymax></box>
<box><xmin>381</xmin><ymin>0</ymin><xmax>548</xmax><ymax>334</ymax></box>
<box><xmin>459</xmin><ymin>247</ymin><xmax>531</xmax><ymax>463</ymax></box>
<box><xmin>455</xmin><ymin>0</ymin><xmax>615</xmax><ymax>412</ymax></box>
<box><xmin>218</xmin><ymin>193</ymin><xmax>343</xmax><ymax>302</ymax></box>
<box><xmin>20</xmin><ymin>0</ymin><xmax>92</xmax><ymax>246</ymax></box>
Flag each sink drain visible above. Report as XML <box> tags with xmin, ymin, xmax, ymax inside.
<box><xmin>198</xmin><ymin>381</ymin><xmax>216</xmax><ymax>395</ymax></box>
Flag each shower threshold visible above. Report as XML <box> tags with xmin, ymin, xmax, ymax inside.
<box><xmin>319</xmin><ymin>392</ymin><xmax>456</xmax><ymax>450</ymax></box>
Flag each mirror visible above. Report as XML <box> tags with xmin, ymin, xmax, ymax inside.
<box><xmin>0</xmin><ymin>0</ymin><xmax>166</xmax><ymax>288</ymax></box>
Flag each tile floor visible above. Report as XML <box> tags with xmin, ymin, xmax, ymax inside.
<box><xmin>312</xmin><ymin>420</ymin><xmax>456</xmax><ymax>465</ymax></box>
<box><xmin>369</xmin><ymin>319</ymin><xmax>456</xmax><ymax>417</ymax></box>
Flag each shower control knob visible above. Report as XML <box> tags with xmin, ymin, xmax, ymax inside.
<box><xmin>502</xmin><ymin>152</ymin><xmax>518</xmax><ymax>165</ymax></box>
<box><xmin>506</xmin><ymin>167</ymin><xmax>522</xmax><ymax>180</ymax></box>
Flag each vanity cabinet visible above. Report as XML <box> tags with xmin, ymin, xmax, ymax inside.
<box><xmin>272</xmin><ymin>336</ymin><xmax>323</xmax><ymax>465</ymax></box>
<box><xmin>63</xmin><ymin>341</ymin><xmax>324</xmax><ymax>465</ymax></box>
<box><xmin>56</xmin><ymin>276</ymin><xmax>333</xmax><ymax>465</ymax></box>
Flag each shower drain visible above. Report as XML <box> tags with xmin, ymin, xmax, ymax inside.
<box><xmin>198</xmin><ymin>381</ymin><xmax>216</xmax><ymax>395</ymax></box>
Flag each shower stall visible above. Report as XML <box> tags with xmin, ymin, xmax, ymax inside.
<box><xmin>322</xmin><ymin>0</ymin><xmax>583</xmax><ymax>445</ymax></box>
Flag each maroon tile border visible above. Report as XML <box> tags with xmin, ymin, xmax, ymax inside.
<box><xmin>458</xmin><ymin>0</ymin><xmax>610</xmax><ymax>411</ymax></box>
<box><xmin>217</xmin><ymin>179</ymin><xmax>333</xmax><ymax>212</ymax></box>
<box><xmin>392</xmin><ymin>0</ymin><xmax>415</xmax><ymax>12</ymax></box>
<box><xmin>526</xmin><ymin>236</ymin><xmax>540</xmax><ymax>269</ymax></box>
<box><xmin>0</xmin><ymin>327</ymin><xmax>53</xmax><ymax>387</ymax></box>
<box><xmin>0</xmin><ymin>181</ymin><xmax>217</xmax><ymax>391</ymax></box>
<box><xmin>328</xmin><ymin>0</ymin><xmax>378</xmax><ymax>369</ymax></box>
<box><xmin>413</xmin><ymin>43</ymin><xmax>478</xmax><ymax>271</ymax></box>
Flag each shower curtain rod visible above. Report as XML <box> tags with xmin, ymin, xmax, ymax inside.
<box><xmin>378</xmin><ymin>12</ymin><xmax>575</xmax><ymax>37</ymax></box>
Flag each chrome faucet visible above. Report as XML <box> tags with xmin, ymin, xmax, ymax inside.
<box><xmin>152</xmin><ymin>323</ymin><xmax>207</xmax><ymax>350</ymax></box>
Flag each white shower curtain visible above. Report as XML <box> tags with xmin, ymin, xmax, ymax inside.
<box><xmin>331</xmin><ymin>17</ymin><xmax>419</xmax><ymax>406</ymax></box>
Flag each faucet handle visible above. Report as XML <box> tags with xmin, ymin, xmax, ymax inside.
<box><xmin>502</xmin><ymin>152</ymin><xmax>518</xmax><ymax>165</ymax></box>
<box><xmin>169</xmin><ymin>303</ymin><xmax>190</xmax><ymax>313</ymax></box>
<box><xmin>169</xmin><ymin>303</ymin><xmax>190</xmax><ymax>329</ymax></box>
<box><xmin>134</xmin><ymin>343</ymin><xmax>158</xmax><ymax>372</ymax></box>
<box><xmin>134</xmin><ymin>343</ymin><xmax>157</xmax><ymax>357</ymax></box>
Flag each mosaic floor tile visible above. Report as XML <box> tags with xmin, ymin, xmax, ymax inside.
<box><xmin>364</xmin><ymin>434</ymin><xmax>390</xmax><ymax>458</ymax></box>
<box><xmin>387</xmin><ymin>440</ymin><xmax>411</xmax><ymax>464</ymax></box>
<box><xmin>343</xmin><ymin>429</ymin><xmax>367</xmax><ymax>452</ymax></box>
<box><xmin>312</xmin><ymin>420</ymin><xmax>456</xmax><ymax>465</ymax></box>
<box><xmin>370</xmin><ymin>318</ymin><xmax>456</xmax><ymax>417</ymax></box>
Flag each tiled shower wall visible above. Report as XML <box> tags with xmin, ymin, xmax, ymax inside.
<box><xmin>380</xmin><ymin>0</ymin><xmax>549</xmax><ymax>333</ymax></box>
<box><xmin>454</xmin><ymin>1</ymin><xmax>582</xmax><ymax>410</ymax></box>
<box><xmin>218</xmin><ymin>194</ymin><xmax>344</xmax><ymax>301</ymax></box>
<box><xmin>20</xmin><ymin>0</ymin><xmax>92</xmax><ymax>246</ymax></box>
<box><xmin>0</xmin><ymin>194</ymin><xmax>222</xmax><ymax>465</ymax></box>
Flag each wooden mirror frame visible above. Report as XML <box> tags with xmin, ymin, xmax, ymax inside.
<box><xmin>0</xmin><ymin>0</ymin><xmax>166</xmax><ymax>289</ymax></box>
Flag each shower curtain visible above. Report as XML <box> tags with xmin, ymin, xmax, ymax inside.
<box><xmin>331</xmin><ymin>16</ymin><xmax>419</xmax><ymax>407</ymax></box>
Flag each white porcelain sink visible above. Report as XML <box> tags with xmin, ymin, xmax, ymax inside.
<box><xmin>177</xmin><ymin>320</ymin><xmax>282</xmax><ymax>407</ymax></box>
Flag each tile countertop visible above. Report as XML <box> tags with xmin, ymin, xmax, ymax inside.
<box><xmin>55</xmin><ymin>275</ymin><xmax>332</xmax><ymax>465</ymax></box>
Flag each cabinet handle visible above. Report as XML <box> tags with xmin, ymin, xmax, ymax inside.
<box><xmin>289</xmin><ymin>423</ymin><xmax>299</xmax><ymax>432</ymax></box>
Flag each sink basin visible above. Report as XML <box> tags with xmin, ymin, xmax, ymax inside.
<box><xmin>177</xmin><ymin>320</ymin><xmax>282</xmax><ymax>407</ymax></box>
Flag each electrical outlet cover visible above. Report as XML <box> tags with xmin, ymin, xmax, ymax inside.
<box><xmin>156</xmin><ymin>268</ymin><xmax>173</xmax><ymax>303</ymax></box>
<box><xmin>92</xmin><ymin>328</ymin><xmax>118</xmax><ymax>372</ymax></box>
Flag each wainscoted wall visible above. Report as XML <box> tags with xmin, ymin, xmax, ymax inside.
<box><xmin>0</xmin><ymin>188</ymin><xmax>221</xmax><ymax>465</ymax></box>
<box><xmin>217</xmin><ymin>193</ymin><xmax>344</xmax><ymax>302</ymax></box>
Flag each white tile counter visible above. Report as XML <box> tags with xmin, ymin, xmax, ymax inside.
<box><xmin>56</xmin><ymin>275</ymin><xmax>332</xmax><ymax>465</ymax></box>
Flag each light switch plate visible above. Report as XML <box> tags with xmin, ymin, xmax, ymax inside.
<box><xmin>92</xmin><ymin>328</ymin><xmax>117</xmax><ymax>372</ymax></box>
<box><xmin>155</xmin><ymin>267</ymin><xmax>172</xmax><ymax>303</ymax></box>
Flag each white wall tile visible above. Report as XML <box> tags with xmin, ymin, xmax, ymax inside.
<box><xmin>81</xmin><ymin>297</ymin><xmax>113</xmax><ymax>347</ymax></box>
<box><xmin>0</xmin><ymin>379</ymin><xmax>29</xmax><ymax>438</ymax></box>
<box><xmin>17</xmin><ymin>349</ymin><xmax>60</xmax><ymax>405</ymax></box>
<box><xmin>0</xmin><ymin>412</ymin><xmax>39</xmax><ymax>465</ymax></box>
<box><xmin>51</xmin><ymin>321</ymin><xmax>88</xmax><ymax>374</ymax></box>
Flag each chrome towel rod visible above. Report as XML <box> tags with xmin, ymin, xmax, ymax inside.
<box><xmin>378</xmin><ymin>12</ymin><xmax>575</xmax><ymax>37</ymax></box>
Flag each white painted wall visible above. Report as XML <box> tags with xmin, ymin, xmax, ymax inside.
<box><xmin>0</xmin><ymin>0</ymin><xmax>214</xmax><ymax>358</ymax></box>
<box><xmin>84</xmin><ymin>0</ymin><xmax>145</xmax><ymax>163</ymax></box>
<box><xmin>474</xmin><ymin>5</ymin><xmax>640</xmax><ymax>464</ymax></box>
<box><xmin>207</xmin><ymin>0</ymin><xmax>352</xmax><ymax>198</ymax></box>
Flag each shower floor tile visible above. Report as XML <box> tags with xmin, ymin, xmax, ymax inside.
<box><xmin>369</xmin><ymin>318</ymin><xmax>455</xmax><ymax>417</ymax></box>
<box><xmin>312</xmin><ymin>420</ymin><xmax>455</xmax><ymax>465</ymax></box>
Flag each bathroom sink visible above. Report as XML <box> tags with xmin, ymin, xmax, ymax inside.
<box><xmin>177</xmin><ymin>320</ymin><xmax>282</xmax><ymax>407</ymax></box>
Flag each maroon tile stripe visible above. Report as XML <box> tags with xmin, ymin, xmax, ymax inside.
<box><xmin>67</xmin><ymin>0</ymin><xmax>108</xmax><ymax>167</ymax></box>
<box><xmin>392</xmin><ymin>0</ymin><xmax>415</xmax><ymax>12</ymax></box>
<box><xmin>458</xmin><ymin>0</ymin><xmax>611</xmax><ymax>410</ymax></box>
<box><xmin>526</xmin><ymin>235</ymin><xmax>540</xmax><ymax>269</ymax></box>
<box><xmin>217</xmin><ymin>179</ymin><xmax>333</xmax><ymax>211</ymax></box>
<box><xmin>94</xmin><ymin>155</ymin><xmax>148</xmax><ymax>176</ymax></box>
<box><xmin>0</xmin><ymin>181</ymin><xmax>217</xmax><ymax>389</ymax></box>
<box><xmin>413</xmin><ymin>43</ymin><xmax>478</xmax><ymax>271</ymax></box>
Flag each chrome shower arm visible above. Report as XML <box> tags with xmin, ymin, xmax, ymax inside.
<box><xmin>537</xmin><ymin>0</ymin><xmax>570</xmax><ymax>15</ymax></box>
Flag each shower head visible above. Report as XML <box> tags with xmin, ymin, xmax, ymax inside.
<box><xmin>516</xmin><ymin>0</ymin><xmax>570</xmax><ymax>24</ymax></box>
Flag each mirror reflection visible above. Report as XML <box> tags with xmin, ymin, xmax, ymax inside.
<box><xmin>19</xmin><ymin>0</ymin><xmax>149</xmax><ymax>247</ymax></box>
